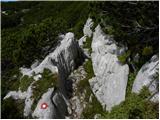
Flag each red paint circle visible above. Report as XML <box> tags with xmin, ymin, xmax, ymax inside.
<box><xmin>41</xmin><ymin>103</ymin><xmax>48</xmax><ymax>109</ymax></box>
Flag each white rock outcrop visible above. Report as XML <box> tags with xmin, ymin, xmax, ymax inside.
<box><xmin>4</xmin><ymin>32</ymin><xmax>84</xmax><ymax>118</ymax></box>
<box><xmin>89</xmin><ymin>25</ymin><xmax>129</xmax><ymax>111</ymax></box>
<box><xmin>3</xmin><ymin>84</ymin><xmax>34</xmax><ymax>117</ymax></box>
<box><xmin>32</xmin><ymin>88</ymin><xmax>68</xmax><ymax>119</ymax></box>
<box><xmin>32</xmin><ymin>88</ymin><xmax>56</xmax><ymax>119</ymax></box>
<box><xmin>3</xmin><ymin>90</ymin><xmax>27</xmax><ymax>100</ymax></box>
<box><xmin>20</xmin><ymin>32</ymin><xmax>84</xmax><ymax>80</ymax></box>
<box><xmin>83</xmin><ymin>18</ymin><xmax>94</xmax><ymax>38</ymax></box>
<box><xmin>132</xmin><ymin>55</ymin><xmax>159</xmax><ymax>102</ymax></box>
<box><xmin>79</xmin><ymin>18</ymin><xmax>93</xmax><ymax>47</ymax></box>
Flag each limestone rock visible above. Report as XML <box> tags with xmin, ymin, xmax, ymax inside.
<box><xmin>4</xmin><ymin>83</ymin><xmax>34</xmax><ymax>117</ymax></box>
<box><xmin>32</xmin><ymin>88</ymin><xmax>56</xmax><ymax>119</ymax></box>
<box><xmin>32</xmin><ymin>88</ymin><xmax>68</xmax><ymax>119</ymax></box>
<box><xmin>20</xmin><ymin>32</ymin><xmax>84</xmax><ymax>81</ymax></box>
<box><xmin>78</xmin><ymin>36</ymin><xmax>86</xmax><ymax>47</ymax></box>
<box><xmin>89</xmin><ymin>25</ymin><xmax>129</xmax><ymax>111</ymax></box>
<box><xmin>3</xmin><ymin>90</ymin><xmax>27</xmax><ymax>100</ymax></box>
<box><xmin>5</xmin><ymin>32</ymin><xmax>85</xmax><ymax>118</ymax></box>
<box><xmin>83</xmin><ymin>18</ymin><xmax>94</xmax><ymax>37</ymax></box>
<box><xmin>132</xmin><ymin>55</ymin><xmax>159</xmax><ymax>102</ymax></box>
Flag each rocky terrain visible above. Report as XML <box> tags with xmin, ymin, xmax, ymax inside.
<box><xmin>2</xmin><ymin>1</ymin><xmax>159</xmax><ymax>119</ymax></box>
<box><xmin>3</xmin><ymin>18</ymin><xmax>159</xmax><ymax>119</ymax></box>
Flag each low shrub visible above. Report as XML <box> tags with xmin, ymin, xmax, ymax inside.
<box><xmin>118</xmin><ymin>50</ymin><xmax>131</xmax><ymax>64</ymax></box>
<box><xmin>142</xmin><ymin>46</ymin><xmax>153</xmax><ymax>56</ymax></box>
<box><xmin>2</xmin><ymin>98</ymin><xmax>25</xmax><ymax>119</ymax></box>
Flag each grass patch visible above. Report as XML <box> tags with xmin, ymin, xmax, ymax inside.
<box><xmin>20</xmin><ymin>75</ymin><xmax>34</xmax><ymax>92</ymax></box>
<box><xmin>31</xmin><ymin>69</ymin><xmax>58</xmax><ymax>111</ymax></box>
<box><xmin>83</xmin><ymin>60</ymin><xmax>94</xmax><ymax>78</ymax></box>
<box><xmin>83</xmin><ymin>37</ymin><xmax>92</xmax><ymax>54</ymax></box>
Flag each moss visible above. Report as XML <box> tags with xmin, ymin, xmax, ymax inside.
<box><xmin>31</xmin><ymin>69</ymin><xmax>58</xmax><ymax>111</ymax></box>
<box><xmin>19</xmin><ymin>75</ymin><xmax>34</xmax><ymax>92</ymax></box>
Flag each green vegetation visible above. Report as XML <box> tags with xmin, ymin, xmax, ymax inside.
<box><xmin>83</xmin><ymin>37</ymin><xmax>92</xmax><ymax>54</ymax></box>
<box><xmin>2</xmin><ymin>2</ymin><xmax>90</xmax><ymax>118</ymax></box>
<box><xmin>78</xmin><ymin>61</ymin><xmax>104</xmax><ymax>118</ymax></box>
<box><xmin>100</xmin><ymin>86</ymin><xmax>158</xmax><ymax>119</ymax></box>
<box><xmin>20</xmin><ymin>75</ymin><xmax>34</xmax><ymax>92</ymax></box>
<box><xmin>76</xmin><ymin>60</ymin><xmax>104</xmax><ymax>118</ymax></box>
<box><xmin>90</xmin><ymin>2</ymin><xmax>158</xmax><ymax>69</ymax></box>
<box><xmin>80</xmin><ymin>69</ymin><xmax>158</xmax><ymax>119</ymax></box>
<box><xmin>82</xmin><ymin>92</ymin><xmax>104</xmax><ymax>119</ymax></box>
<box><xmin>118</xmin><ymin>50</ymin><xmax>131</xmax><ymax>64</ymax></box>
<box><xmin>2</xmin><ymin>67</ymin><xmax>22</xmax><ymax>97</ymax></box>
<box><xmin>77</xmin><ymin>60</ymin><xmax>94</xmax><ymax>93</ymax></box>
<box><xmin>142</xmin><ymin>46</ymin><xmax>153</xmax><ymax>56</ymax></box>
<box><xmin>2</xmin><ymin>98</ymin><xmax>25</xmax><ymax>119</ymax></box>
<box><xmin>1</xmin><ymin>1</ymin><xmax>159</xmax><ymax>119</ymax></box>
<box><xmin>2</xmin><ymin>1</ymin><xmax>91</xmax><ymax>76</ymax></box>
<box><xmin>31</xmin><ymin>69</ymin><xmax>58</xmax><ymax>111</ymax></box>
<box><xmin>126</xmin><ymin>72</ymin><xmax>137</xmax><ymax>96</ymax></box>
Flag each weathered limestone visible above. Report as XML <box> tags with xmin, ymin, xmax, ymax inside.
<box><xmin>5</xmin><ymin>32</ymin><xmax>85</xmax><ymax>118</ymax></box>
<box><xmin>89</xmin><ymin>25</ymin><xmax>129</xmax><ymax>111</ymax></box>
<box><xmin>32</xmin><ymin>88</ymin><xmax>68</xmax><ymax>119</ymax></box>
<box><xmin>83</xmin><ymin>18</ymin><xmax>94</xmax><ymax>38</ymax></box>
<box><xmin>132</xmin><ymin>55</ymin><xmax>159</xmax><ymax>102</ymax></box>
